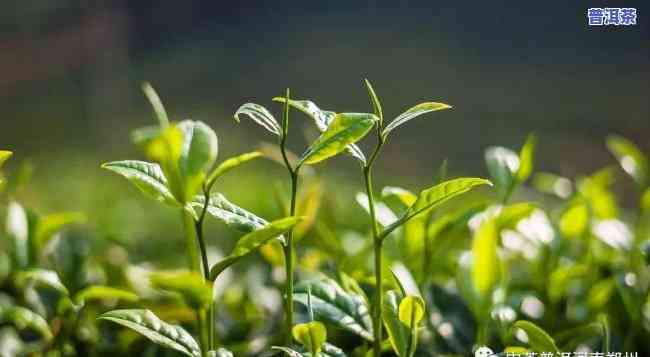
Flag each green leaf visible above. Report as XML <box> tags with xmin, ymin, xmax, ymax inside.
<box><xmin>516</xmin><ymin>134</ymin><xmax>537</xmax><ymax>183</ymax></box>
<box><xmin>102</xmin><ymin>160</ymin><xmax>179</xmax><ymax>206</ymax></box>
<box><xmin>382</xmin><ymin>291</ymin><xmax>408</xmax><ymax>357</ymax></box>
<box><xmin>142</xmin><ymin>82</ymin><xmax>169</xmax><ymax>128</ymax></box>
<box><xmin>471</xmin><ymin>218</ymin><xmax>500</xmax><ymax>298</ymax></box>
<box><xmin>194</xmin><ymin>193</ymin><xmax>269</xmax><ymax>233</ymax></box>
<box><xmin>150</xmin><ymin>271</ymin><xmax>212</xmax><ymax>309</ymax></box>
<box><xmin>293</xmin><ymin>321</ymin><xmax>327</xmax><ymax>356</ymax></box>
<box><xmin>382</xmin><ymin>102</ymin><xmax>452</xmax><ymax>139</ymax></box>
<box><xmin>587</xmin><ymin>279</ymin><xmax>615</xmax><ymax>309</ymax></box>
<box><xmin>99</xmin><ymin>309</ymin><xmax>201</xmax><ymax>357</ymax></box>
<box><xmin>559</xmin><ymin>201</ymin><xmax>588</xmax><ymax>238</ymax></box>
<box><xmin>176</xmin><ymin>120</ymin><xmax>219</xmax><ymax>200</ymax></box>
<box><xmin>294</xmin><ymin>277</ymin><xmax>373</xmax><ymax>341</ymax></box>
<box><xmin>6</xmin><ymin>201</ymin><xmax>29</xmax><ymax>268</ymax></box>
<box><xmin>407</xmin><ymin>178</ymin><xmax>492</xmax><ymax>219</ymax></box>
<box><xmin>0</xmin><ymin>150</ymin><xmax>12</xmax><ymax>169</ymax></box>
<box><xmin>209</xmin><ymin>217</ymin><xmax>301</xmax><ymax>279</ymax></box>
<box><xmin>14</xmin><ymin>269</ymin><xmax>69</xmax><ymax>294</ymax></box>
<box><xmin>382</xmin><ymin>178</ymin><xmax>491</xmax><ymax>239</ymax></box>
<box><xmin>391</xmin><ymin>264</ymin><xmax>420</xmax><ymax>297</ymax></box>
<box><xmin>234</xmin><ymin>103</ymin><xmax>281</xmax><ymax>136</ymax></box>
<box><xmin>548</xmin><ymin>264</ymin><xmax>588</xmax><ymax>303</ymax></box>
<box><xmin>206</xmin><ymin>151</ymin><xmax>262</xmax><ymax>188</ymax></box>
<box><xmin>144</xmin><ymin>126</ymin><xmax>184</xmax><ymax>201</ymax></box>
<box><xmin>554</xmin><ymin>322</ymin><xmax>604</xmax><ymax>352</ymax></box>
<box><xmin>468</xmin><ymin>204</ymin><xmax>534</xmax><ymax>300</ymax></box>
<box><xmin>0</xmin><ymin>304</ymin><xmax>52</xmax><ymax>341</ymax></box>
<box><xmin>606</xmin><ymin>135</ymin><xmax>649</xmax><ymax>187</ymax></box>
<box><xmin>272</xmin><ymin>97</ymin><xmax>368</xmax><ymax>165</ymax></box>
<box><xmin>299</xmin><ymin>113</ymin><xmax>377</xmax><ymax>166</ymax></box>
<box><xmin>33</xmin><ymin>212</ymin><xmax>86</xmax><ymax>256</ymax></box>
<box><xmin>74</xmin><ymin>285</ymin><xmax>139</xmax><ymax>305</ymax></box>
<box><xmin>398</xmin><ymin>295</ymin><xmax>425</xmax><ymax>328</ymax></box>
<box><xmin>578</xmin><ymin>169</ymin><xmax>618</xmax><ymax>219</ymax></box>
<box><xmin>513</xmin><ymin>320</ymin><xmax>559</xmax><ymax>354</ymax></box>
<box><xmin>364</xmin><ymin>79</ymin><xmax>383</xmax><ymax>126</ymax></box>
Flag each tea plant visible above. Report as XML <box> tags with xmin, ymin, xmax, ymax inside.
<box><xmin>2</xmin><ymin>81</ymin><xmax>649</xmax><ymax>357</ymax></box>
<box><xmin>234</xmin><ymin>88</ymin><xmax>378</xmax><ymax>342</ymax></box>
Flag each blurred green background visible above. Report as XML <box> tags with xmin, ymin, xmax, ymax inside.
<box><xmin>1</xmin><ymin>1</ymin><xmax>648</xmax><ymax>264</ymax></box>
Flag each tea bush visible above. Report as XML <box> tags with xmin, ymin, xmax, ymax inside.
<box><xmin>0</xmin><ymin>81</ymin><xmax>648</xmax><ymax>357</ymax></box>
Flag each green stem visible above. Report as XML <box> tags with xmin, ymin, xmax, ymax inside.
<box><xmin>184</xmin><ymin>198</ymin><xmax>211</xmax><ymax>355</ymax></box>
<box><xmin>283</xmin><ymin>171</ymin><xmax>299</xmax><ymax>343</ymax></box>
<box><xmin>196</xmin><ymin>310</ymin><xmax>208</xmax><ymax>357</ymax></box>
<box><xmin>196</xmin><ymin>188</ymin><xmax>216</xmax><ymax>351</ymax></box>
<box><xmin>195</xmin><ymin>218</ymin><xmax>210</xmax><ymax>280</ymax></box>
<box><xmin>279</xmin><ymin>88</ymin><xmax>299</xmax><ymax>343</ymax></box>
<box><xmin>364</xmin><ymin>165</ymin><xmax>383</xmax><ymax>357</ymax></box>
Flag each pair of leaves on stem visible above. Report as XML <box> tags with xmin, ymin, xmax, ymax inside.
<box><xmin>235</xmin><ymin>101</ymin><xmax>377</xmax><ymax>167</ymax></box>
<box><xmin>362</xmin><ymin>79</ymin><xmax>453</xmax><ymax>141</ymax></box>
<box><xmin>268</xmin><ymin>84</ymin><xmax>452</xmax><ymax>166</ymax></box>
